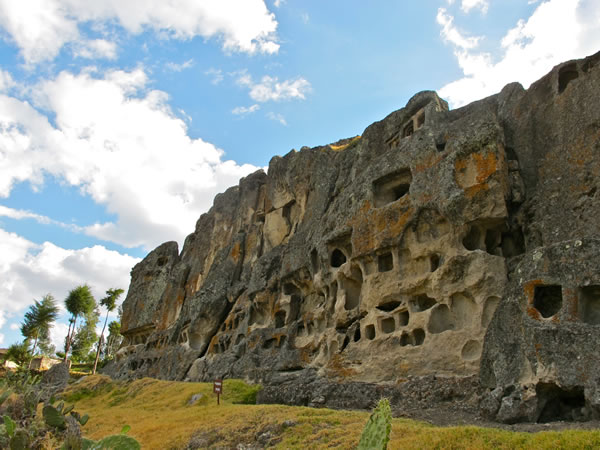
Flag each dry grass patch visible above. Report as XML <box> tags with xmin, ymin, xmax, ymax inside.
<box><xmin>60</xmin><ymin>376</ymin><xmax>600</xmax><ymax>449</ymax></box>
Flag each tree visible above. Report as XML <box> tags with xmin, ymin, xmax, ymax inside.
<box><xmin>20</xmin><ymin>294</ymin><xmax>59</xmax><ymax>358</ymax></box>
<box><xmin>71</xmin><ymin>308</ymin><xmax>99</xmax><ymax>363</ymax></box>
<box><xmin>63</xmin><ymin>285</ymin><xmax>96</xmax><ymax>362</ymax></box>
<box><xmin>4</xmin><ymin>342</ymin><xmax>32</xmax><ymax>367</ymax></box>
<box><xmin>93</xmin><ymin>288</ymin><xmax>124</xmax><ymax>374</ymax></box>
<box><xmin>105</xmin><ymin>321</ymin><xmax>122</xmax><ymax>360</ymax></box>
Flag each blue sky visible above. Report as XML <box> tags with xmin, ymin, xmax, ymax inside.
<box><xmin>1</xmin><ymin>0</ymin><xmax>599</xmax><ymax>351</ymax></box>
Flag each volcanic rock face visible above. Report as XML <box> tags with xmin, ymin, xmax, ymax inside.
<box><xmin>110</xmin><ymin>52</ymin><xmax>600</xmax><ymax>423</ymax></box>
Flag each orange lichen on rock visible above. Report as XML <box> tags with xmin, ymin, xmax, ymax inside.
<box><xmin>349</xmin><ymin>199</ymin><xmax>414</xmax><ymax>256</ymax></box>
<box><xmin>455</xmin><ymin>150</ymin><xmax>499</xmax><ymax>199</ymax></box>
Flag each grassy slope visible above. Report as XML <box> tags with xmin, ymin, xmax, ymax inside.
<box><xmin>61</xmin><ymin>376</ymin><xmax>600</xmax><ymax>449</ymax></box>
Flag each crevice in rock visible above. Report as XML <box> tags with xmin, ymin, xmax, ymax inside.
<box><xmin>558</xmin><ymin>63</ymin><xmax>579</xmax><ymax>94</ymax></box>
<box><xmin>536</xmin><ymin>383</ymin><xmax>586</xmax><ymax>422</ymax></box>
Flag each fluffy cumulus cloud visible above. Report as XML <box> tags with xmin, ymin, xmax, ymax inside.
<box><xmin>438</xmin><ymin>0</ymin><xmax>600</xmax><ymax>107</ymax></box>
<box><xmin>0</xmin><ymin>67</ymin><xmax>260</xmax><ymax>250</ymax></box>
<box><xmin>237</xmin><ymin>72</ymin><xmax>311</xmax><ymax>102</ymax></box>
<box><xmin>0</xmin><ymin>0</ymin><xmax>279</xmax><ymax>64</ymax></box>
<box><xmin>0</xmin><ymin>228</ymin><xmax>139</xmax><ymax>314</ymax></box>
<box><xmin>0</xmin><ymin>227</ymin><xmax>139</xmax><ymax>348</ymax></box>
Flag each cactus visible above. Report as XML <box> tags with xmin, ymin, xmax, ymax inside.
<box><xmin>3</xmin><ymin>415</ymin><xmax>16</xmax><ymax>437</ymax></box>
<box><xmin>9</xmin><ymin>429</ymin><xmax>30</xmax><ymax>450</ymax></box>
<box><xmin>43</xmin><ymin>404</ymin><xmax>66</xmax><ymax>429</ymax></box>
<box><xmin>0</xmin><ymin>389</ymin><xmax>12</xmax><ymax>407</ymax></box>
<box><xmin>357</xmin><ymin>398</ymin><xmax>392</xmax><ymax>450</ymax></box>
<box><xmin>78</xmin><ymin>413</ymin><xmax>89</xmax><ymax>426</ymax></box>
<box><xmin>81</xmin><ymin>434</ymin><xmax>141</xmax><ymax>450</ymax></box>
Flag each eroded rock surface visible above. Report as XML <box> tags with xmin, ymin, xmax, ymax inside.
<box><xmin>107</xmin><ymin>52</ymin><xmax>600</xmax><ymax>423</ymax></box>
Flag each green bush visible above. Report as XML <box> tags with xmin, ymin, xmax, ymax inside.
<box><xmin>223</xmin><ymin>379</ymin><xmax>262</xmax><ymax>404</ymax></box>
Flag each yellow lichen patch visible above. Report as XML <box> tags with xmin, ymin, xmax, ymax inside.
<box><xmin>329</xmin><ymin>136</ymin><xmax>361</xmax><ymax>152</ymax></box>
<box><xmin>56</xmin><ymin>376</ymin><xmax>600</xmax><ymax>449</ymax></box>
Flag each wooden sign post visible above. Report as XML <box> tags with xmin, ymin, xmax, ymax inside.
<box><xmin>213</xmin><ymin>379</ymin><xmax>223</xmax><ymax>405</ymax></box>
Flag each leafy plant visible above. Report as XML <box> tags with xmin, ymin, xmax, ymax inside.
<box><xmin>357</xmin><ymin>398</ymin><xmax>392</xmax><ymax>450</ymax></box>
<box><xmin>64</xmin><ymin>284</ymin><xmax>96</xmax><ymax>362</ymax></box>
<box><xmin>21</xmin><ymin>294</ymin><xmax>60</xmax><ymax>360</ymax></box>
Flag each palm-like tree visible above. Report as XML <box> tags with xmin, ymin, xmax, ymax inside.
<box><xmin>93</xmin><ymin>288</ymin><xmax>124</xmax><ymax>374</ymax></box>
<box><xmin>21</xmin><ymin>294</ymin><xmax>59</xmax><ymax>357</ymax></box>
<box><xmin>64</xmin><ymin>285</ymin><xmax>96</xmax><ymax>362</ymax></box>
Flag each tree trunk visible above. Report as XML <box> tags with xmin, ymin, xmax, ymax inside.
<box><xmin>64</xmin><ymin>314</ymin><xmax>78</xmax><ymax>362</ymax></box>
<box><xmin>92</xmin><ymin>311</ymin><xmax>109</xmax><ymax>374</ymax></box>
<box><xmin>28</xmin><ymin>331</ymin><xmax>39</xmax><ymax>370</ymax></box>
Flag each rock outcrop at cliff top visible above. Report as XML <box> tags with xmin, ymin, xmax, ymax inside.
<box><xmin>108</xmin><ymin>52</ymin><xmax>600</xmax><ymax>424</ymax></box>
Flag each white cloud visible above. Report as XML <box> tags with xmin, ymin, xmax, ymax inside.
<box><xmin>0</xmin><ymin>0</ymin><xmax>279</xmax><ymax>64</ymax></box>
<box><xmin>0</xmin><ymin>67</ymin><xmax>261</xmax><ymax>250</ymax></box>
<box><xmin>266</xmin><ymin>111</ymin><xmax>287</xmax><ymax>126</ymax></box>
<box><xmin>72</xmin><ymin>39</ymin><xmax>117</xmax><ymax>60</ymax></box>
<box><xmin>0</xmin><ymin>205</ymin><xmax>52</xmax><ymax>224</ymax></box>
<box><xmin>0</xmin><ymin>70</ymin><xmax>16</xmax><ymax>92</ymax></box>
<box><xmin>0</xmin><ymin>227</ymin><xmax>139</xmax><ymax>349</ymax></box>
<box><xmin>166</xmin><ymin>59</ymin><xmax>194</xmax><ymax>72</ymax></box>
<box><xmin>9</xmin><ymin>323</ymin><xmax>18</xmax><ymax>330</ymax></box>
<box><xmin>232</xmin><ymin>104</ymin><xmax>260</xmax><ymax>115</ymax></box>
<box><xmin>49</xmin><ymin>321</ymin><xmax>70</xmax><ymax>354</ymax></box>
<box><xmin>273</xmin><ymin>0</ymin><xmax>285</xmax><ymax>7</ymax></box>
<box><xmin>0</xmin><ymin>205</ymin><xmax>81</xmax><ymax>232</ymax></box>
<box><xmin>437</xmin><ymin>8</ymin><xmax>481</xmax><ymax>50</ymax></box>
<box><xmin>461</xmin><ymin>0</ymin><xmax>489</xmax><ymax>14</ymax></box>
<box><xmin>301</xmin><ymin>13</ymin><xmax>310</xmax><ymax>24</ymax></box>
<box><xmin>437</xmin><ymin>0</ymin><xmax>600</xmax><ymax>107</ymax></box>
<box><xmin>238</xmin><ymin>73</ymin><xmax>312</xmax><ymax>102</ymax></box>
<box><xmin>0</xmin><ymin>311</ymin><xmax>5</xmax><ymax>345</ymax></box>
<box><xmin>205</xmin><ymin>68</ymin><xmax>224</xmax><ymax>85</ymax></box>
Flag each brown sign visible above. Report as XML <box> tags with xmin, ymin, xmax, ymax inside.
<box><xmin>213</xmin><ymin>379</ymin><xmax>223</xmax><ymax>394</ymax></box>
<box><xmin>213</xmin><ymin>379</ymin><xmax>223</xmax><ymax>405</ymax></box>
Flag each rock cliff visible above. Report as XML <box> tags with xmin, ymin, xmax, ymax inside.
<box><xmin>108</xmin><ymin>52</ymin><xmax>600</xmax><ymax>423</ymax></box>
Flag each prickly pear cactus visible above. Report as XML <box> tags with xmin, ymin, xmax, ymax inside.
<box><xmin>357</xmin><ymin>398</ymin><xmax>392</xmax><ymax>450</ymax></box>
<box><xmin>43</xmin><ymin>404</ymin><xmax>66</xmax><ymax>429</ymax></box>
<box><xmin>9</xmin><ymin>429</ymin><xmax>30</xmax><ymax>450</ymax></box>
<box><xmin>81</xmin><ymin>435</ymin><xmax>141</xmax><ymax>450</ymax></box>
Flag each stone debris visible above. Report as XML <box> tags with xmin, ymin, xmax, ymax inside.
<box><xmin>106</xmin><ymin>51</ymin><xmax>600</xmax><ymax>424</ymax></box>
